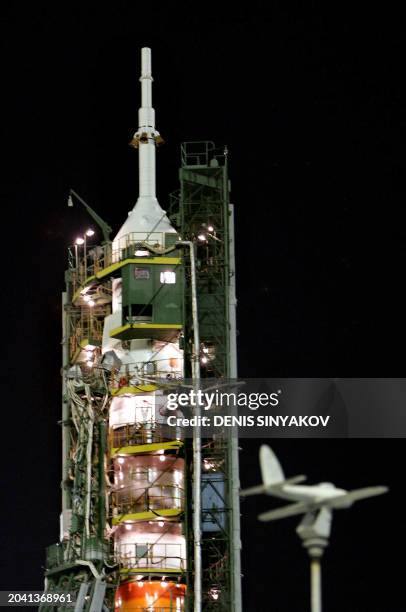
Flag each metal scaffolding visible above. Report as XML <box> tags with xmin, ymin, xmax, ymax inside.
<box><xmin>171</xmin><ymin>142</ymin><xmax>242</xmax><ymax>612</ymax></box>
<box><xmin>40</xmin><ymin>140</ymin><xmax>241</xmax><ymax>612</ymax></box>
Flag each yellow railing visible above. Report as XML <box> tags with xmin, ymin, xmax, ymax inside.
<box><xmin>69</xmin><ymin>310</ymin><xmax>104</xmax><ymax>361</ymax></box>
<box><xmin>109</xmin><ymin>366</ymin><xmax>183</xmax><ymax>392</ymax></box>
<box><xmin>113</xmin><ymin>485</ymin><xmax>184</xmax><ymax>516</ymax></box>
<box><xmin>117</xmin><ymin>542</ymin><xmax>186</xmax><ymax>571</ymax></box>
<box><xmin>71</xmin><ymin>231</ymin><xmax>178</xmax><ymax>289</ymax></box>
<box><xmin>110</xmin><ymin>423</ymin><xmax>183</xmax><ymax>449</ymax></box>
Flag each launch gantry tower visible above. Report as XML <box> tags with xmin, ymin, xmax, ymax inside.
<box><xmin>39</xmin><ymin>49</ymin><xmax>241</xmax><ymax>612</ymax></box>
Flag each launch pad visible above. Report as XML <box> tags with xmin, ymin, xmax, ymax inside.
<box><xmin>39</xmin><ymin>49</ymin><xmax>241</xmax><ymax>612</ymax></box>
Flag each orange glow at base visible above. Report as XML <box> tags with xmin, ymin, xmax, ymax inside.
<box><xmin>115</xmin><ymin>580</ymin><xmax>186</xmax><ymax>611</ymax></box>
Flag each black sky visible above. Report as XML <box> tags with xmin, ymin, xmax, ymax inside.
<box><xmin>1</xmin><ymin>3</ymin><xmax>406</xmax><ymax>611</ymax></box>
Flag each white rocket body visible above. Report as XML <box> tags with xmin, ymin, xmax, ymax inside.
<box><xmin>103</xmin><ymin>47</ymin><xmax>181</xmax><ymax>371</ymax></box>
<box><xmin>104</xmin><ymin>53</ymin><xmax>184</xmax><ymax>576</ymax></box>
<box><xmin>113</xmin><ymin>47</ymin><xmax>176</xmax><ymax>248</ymax></box>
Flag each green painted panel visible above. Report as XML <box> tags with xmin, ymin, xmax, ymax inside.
<box><xmin>121</xmin><ymin>262</ymin><xmax>183</xmax><ymax>326</ymax></box>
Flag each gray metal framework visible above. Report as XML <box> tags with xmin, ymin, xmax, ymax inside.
<box><xmin>40</xmin><ymin>140</ymin><xmax>241</xmax><ymax>612</ymax></box>
<box><xmin>170</xmin><ymin>142</ymin><xmax>242</xmax><ymax>612</ymax></box>
<box><xmin>39</xmin><ymin>281</ymin><xmax>115</xmax><ymax>612</ymax></box>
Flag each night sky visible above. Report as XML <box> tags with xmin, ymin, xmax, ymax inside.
<box><xmin>1</xmin><ymin>3</ymin><xmax>406</xmax><ymax>611</ymax></box>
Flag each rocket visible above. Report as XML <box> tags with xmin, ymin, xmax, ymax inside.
<box><xmin>44</xmin><ymin>45</ymin><xmax>240</xmax><ymax>612</ymax></box>
<box><xmin>113</xmin><ymin>47</ymin><xmax>175</xmax><ymax>247</ymax></box>
<box><xmin>104</xmin><ymin>47</ymin><xmax>186</xmax><ymax>611</ymax></box>
<box><xmin>103</xmin><ymin>46</ymin><xmax>181</xmax><ymax>358</ymax></box>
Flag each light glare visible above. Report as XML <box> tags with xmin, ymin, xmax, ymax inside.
<box><xmin>160</xmin><ymin>270</ymin><xmax>176</xmax><ymax>284</ymax></box>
